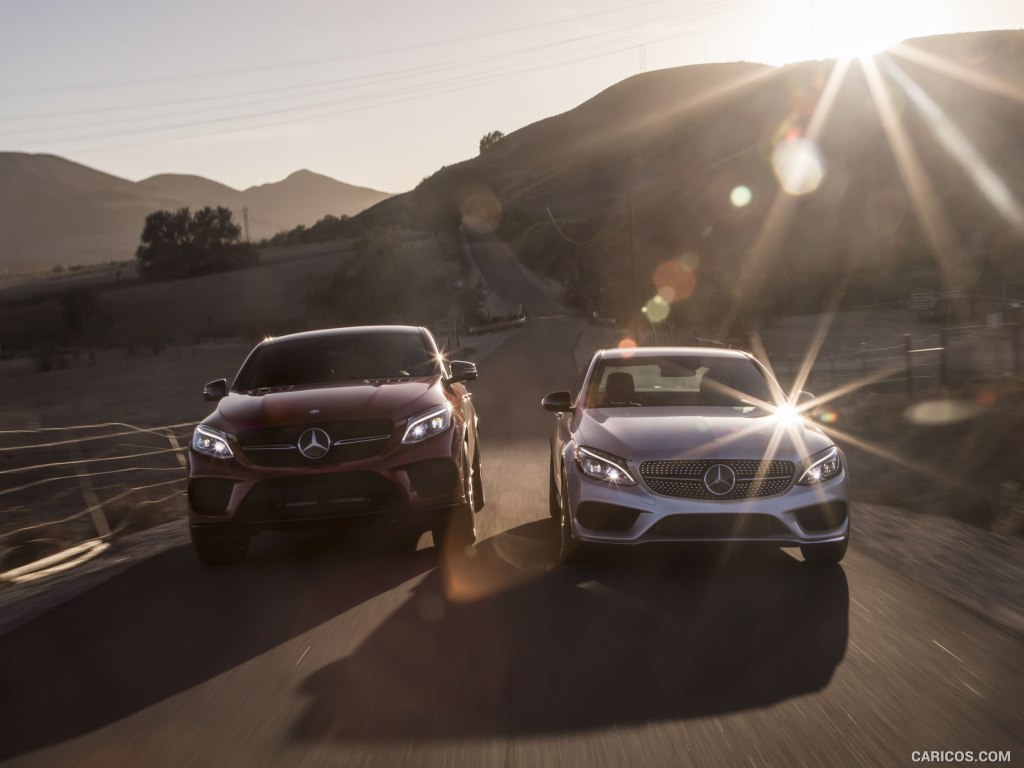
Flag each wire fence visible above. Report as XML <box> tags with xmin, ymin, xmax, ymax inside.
<box><xmin>0</xmin><ymin>419</ymin><xmax>194</xmax><ymax>569</ymax></box>
<box><xmin>665</xmin><ymin>320</ymin><xmax>1021</xmax><ymax>396</ymax></box>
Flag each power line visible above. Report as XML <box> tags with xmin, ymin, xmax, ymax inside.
<box><xmin>5</xmin><ymin>1</ymin><xmax>751</xmax><ymax>149</ymax></box>
<box><xmin>1</xmin><ymin>0</ymin><xmax>746</xmax><ymax>128</ymax></box>
<box><xmin>0</xmin><ymin>0</ymin><xmax>684</xmax><ymax>97</ymax></box>
<box><xmin>59</xmin><ymin>12</ymin><xmax>752</xmax><ymax>159</ymax></box>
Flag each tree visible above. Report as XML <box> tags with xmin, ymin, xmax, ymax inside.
<box><xmin>136</xmin><ymin>206</ymin><xmax>258</xmax><ymax>280</ymax></box>
<box><xmin>308</xmin><ymin>227</ymin><xmax>451</xmax><ymax>327</ymax></box>
<box><xmin>479</xmin><ymin>130</ymin><xmax>505</xmax><ymax>154</ymax></box>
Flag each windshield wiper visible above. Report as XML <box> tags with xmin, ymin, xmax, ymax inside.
<box><xmin>245</xmin><ymin>385</ymin><xmax>296</xmax><ymax>395</ymax></box>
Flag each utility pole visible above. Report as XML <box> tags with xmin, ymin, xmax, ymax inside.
<box><xmin>628</xmin><ymin>190</ymin><xmax>639</xmax><ymax>342</ymax></box>
<box><xmin>242</xmin><ymin>206</ymin><xmax>250</xmax><ymax>243</ymax></box>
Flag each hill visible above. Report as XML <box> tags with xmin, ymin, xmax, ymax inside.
<box><xmin>0</xmin><ymin>156</ymin><xmax>391</xmax><ymax>272</ymax></box>
<box><xmin>356</xmin><ymin>30</ymin><xmax>1024</xmax><ymax>333</ymax></box>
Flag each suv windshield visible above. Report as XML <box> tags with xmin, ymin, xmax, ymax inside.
<box><xmin>585</xmin><ymin>355</ymin><xmax>779</xmax><ymax>408</ymax></box>
<box><xmin>234</xmin><ymin>332</ymin><xmax>439</xmax><ymax>391</ymax></box>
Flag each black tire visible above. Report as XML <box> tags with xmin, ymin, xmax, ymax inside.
<box><xmin>391</xmin><ymin>529</ymin><xmax>424</xmax><ymax>553</ymax></box>
<box><xmin>433</xmin><ymin>444</ymin><xmax>477</xmax><ymax>551</ymax></box>
<box><xmin>472</xmin><ymin>444</ymin><xmax>485</xmax><ymax>513</ymax></box>
<box><xmin>191</xmin><ymin>528</ymin><xmax>248</xmax><ymax>566</ymax></box>
<box><xmin>558</xmin><ymin>467</ymin><xmax>591</xmax><ymax>565</ymax></box>
<box><xmin>548</xmin><ymin>460</ymin><xmax>560</xmax><ymax>519</ymax></box>
<box><xmin>801</xmin><ymin>538</ymin><xmax>848</xmax><ymax>564</ymax></box>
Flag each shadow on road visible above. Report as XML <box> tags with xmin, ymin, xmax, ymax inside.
<box><xmin>291</xmin><ymin>519</ymin><xmax>849</xmax><ymax>742</ymax></box>
<box><xmin>0</xmin><ymin>531</ymin><xmax>438</xmax><ymax>761</ymax></box>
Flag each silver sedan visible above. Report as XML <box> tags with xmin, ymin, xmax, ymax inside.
<box><xmin>542</xmin><ymin>347</ymin><xmax>849</xmax><ymax>564</ymax></box>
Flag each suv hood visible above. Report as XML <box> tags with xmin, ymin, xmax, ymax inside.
<box><xmin>207</xmin><ymin>378</ymin><xmax>443</xmax><ymax>433</ymax></box>
<box><xmin>576</xmin><ymin>407</ymin><xmax>833</xmax><ymax>463</ymax></box>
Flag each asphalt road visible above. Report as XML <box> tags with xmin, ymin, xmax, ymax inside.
<box><xmin>0</xmin><ymin>239</ymin><xmax>1022</xmax><ymax>767</ymax></box>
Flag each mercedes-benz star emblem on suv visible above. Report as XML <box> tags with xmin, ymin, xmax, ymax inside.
<box><xmin>703</xmin><ymin>464</ymin><xmax>737</xmax><ymax>495</ymax></box>
<box><xmin>297</xmin><ymin>428</ymin><xmax>331</xmax><ymax>460</ymax></box>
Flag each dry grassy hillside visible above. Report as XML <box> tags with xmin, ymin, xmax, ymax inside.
<box><xmin>359</xmin><ymin>30</ymin><xmax>1024</xmax><ymax>332</ymax></box>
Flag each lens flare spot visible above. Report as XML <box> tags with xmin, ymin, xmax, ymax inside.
<box><xmin>415</xmin><ymin>594</ymin><xmax>446</xmax><ymax>623</ymax></box>
<box><xmin>817</xmin><ymin>410</ymin><xmax>839</xmax><ymax>424</ymax></box>
<box><xmin>904</xmin><ymin>399</ymin><xmax>983</xmax><ymax>426</ymax></box>
<box><xmin>643</xmin><ymin>295</ymin><xmax>671</xmax><ymax>324</ymax></box>
<box><xmin>618</xmin><ymin>338</ymin><xmax>637</xmax><ymax>350</ymax></box>
<box><xmin>653</xmin><ymin>258</ymin><xmax>697</xmax><ymax>304</ymax></box>
<box><xmin>730</xmin><ymin>186</ymin><xmax>752</xmax><ymax>208</ymax></box>
<box><xmin>773</xmin><ymin>404</ymin><xmax>802</xmax><ymax>427</ymax></box>
<box><xmin>976</xmin><ymin>389</ymin><xmax>998</xmax><ymax>407</ymax></box>
<box><xmin>772</xmin><ymin>137</ymin><xmax>825</xmax><ymax>196</ymax></box>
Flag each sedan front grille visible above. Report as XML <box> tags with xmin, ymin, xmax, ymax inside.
<box><xmin>639</xmin><ymin>459</ymin><xmax>795</xmax><ymax>500</ymax></box>
<box><xmin>650</xmin><ymin>513</ymin><xmax>790</xmax><ymax>538</ymax></box>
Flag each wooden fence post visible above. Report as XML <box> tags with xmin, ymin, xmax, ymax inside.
<box><xmin>903</xmin><ymin>334</ymin><xmax>913</xmax><ymax>397</ymax></box>
<box><xmin>939</xmin><ymin>328</ymin><xmax>948</xmax><ymax>388</ymax></box>
<box><xmin>1012</xmin><ymin>323</ymin><xmax>1021</xmax><ymax>378</ymax></box>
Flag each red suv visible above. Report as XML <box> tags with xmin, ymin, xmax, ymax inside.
<box><xmin>187</xmin><ymin>326</ymin><xmax>483</xmax><ymax>565</ymax></box>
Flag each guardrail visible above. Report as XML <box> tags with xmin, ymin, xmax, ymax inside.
<box><xmin>0</xmin><ymin>420</ymin><xmax>193</xmax><ymax>574</ymax></box>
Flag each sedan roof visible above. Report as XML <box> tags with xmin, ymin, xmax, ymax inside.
<box><xmin>598</xmin><ymin>346</ymin><xmax>752</xmax><ymax>361</ymax></box>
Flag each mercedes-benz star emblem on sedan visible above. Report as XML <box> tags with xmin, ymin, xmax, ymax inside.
<box><xmin>187</xmin><ymin>326</ymin><xmax>483</xmax><ymax>566</ymax></box>
<box><xmin>703</xmin><ymin>464</ymin><xmax>737</xmax><ymax>495</ymax></box>
<box><xmin>542</xmin><ymin>347</ymin><xmax>850</xmax><ymax>566</ymax></box>
<box><xmin>297</xmin><ymin>428</ymin><xmax>331</xmax><ymax>460</ymax></box>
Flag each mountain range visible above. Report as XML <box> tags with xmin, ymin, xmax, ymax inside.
<box><xmin>0</xmin><ymin>154</ymin><xmax>391</xmax><ymax>272</ymax></box>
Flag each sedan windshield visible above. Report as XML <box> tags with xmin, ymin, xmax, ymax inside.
<box><xmin>585</xmin><ymin>356</ymin><xmax>779</xmax><ymax>408</ymax></box>
<box><xmin>234</xmin><ymin>332</ymin><xmax>440</xmax><ymax>391</ymax></box>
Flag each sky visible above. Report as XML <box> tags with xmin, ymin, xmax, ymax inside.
<box><xmin>1</xmin><ymin>0</ymin><xmax>1022</xmax><ymax>193</ymax></box>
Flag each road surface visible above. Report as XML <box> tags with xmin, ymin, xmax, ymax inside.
<box><xmin>0</xmin><ymin>237</ymin><xmax>1021</xmax><ymax>767</ymax></box>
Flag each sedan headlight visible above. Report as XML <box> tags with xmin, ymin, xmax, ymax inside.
<box><xmin>797</xmin><ymin>446</ymin><xmax>842</xmax><ymax>485</ymax></box>
<box><xmin>401</xmin><ymin>405</ymin><xmax>453</xmax><ymax>444</ymax></box>
<box><xmin>574</xmin><ymin>445</ymin><xmax>636</xmax><ymax>485</ymax></box>
<box><xmin>192</xmin><ymin>424</ymin><xmax>234</xmax><ymax>459</ymax></box>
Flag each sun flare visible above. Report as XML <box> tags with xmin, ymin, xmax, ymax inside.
<box><xmin>764</xmin><ymin>0</ymin><xmax>946</xmax><ymax>64</ymax></box>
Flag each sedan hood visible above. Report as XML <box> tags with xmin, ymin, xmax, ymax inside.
<box><xmin>208</xmin><ymin>378</ymin><xmax>443</xmax><ymax>433</ymax></box>
<box><xmin>576</xmin><ymin>407</ymin><xmax>833</xmax><ymax>463</ymax></box>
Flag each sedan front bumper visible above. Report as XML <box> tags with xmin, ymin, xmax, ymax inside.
<box><xmin>565</xmin><ymin>456</ymin><xmax>850</xmax><ymax>547</ymax></box>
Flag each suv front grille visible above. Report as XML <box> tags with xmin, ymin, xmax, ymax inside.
<box><xmin>639</xmin><ymin>459</ymin><xmax>795</xmax><ymax>500</ymax></box>
<box><xmin>238</xmin><ymin>419</ymin><xmax>393</xmax><ymax>467</ymax></box>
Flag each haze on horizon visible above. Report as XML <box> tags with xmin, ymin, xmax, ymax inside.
<box><xmin>2</xmin><ymin>0</ymin><xmax>1021</xmax><ymax>194</ymax></box>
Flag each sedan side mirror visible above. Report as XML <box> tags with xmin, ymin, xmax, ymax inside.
<box><xmin>449</xmin><ymin>360</ymin><xmax>478</xmax><ymax>383</ymax></box>
<box><xmin>797</xmin><ymin>391</ymin><xmax>815</xmax><ymax>405</ymax></box>
<box><xmin>203</xmin><ymin>379</ymin><xmax>228</xmax><ymax>401</ymax></box>
<box><xmin>542</xmin><ymin>391</ymin><xmax>573</xmax><ymax>412</ymax></box>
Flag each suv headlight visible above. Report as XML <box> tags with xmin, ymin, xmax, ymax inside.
<box><xmin>797</xmin><ymin>446</ymin><xmax>842</xmax><ymax>485</ymax></box>
<box><xmin>574</xmin><ymin>445</ymin><xmax>636</xmax><ymax>485</ymax></box>
<box><xmin>401</xmin><ymin>405</ymin><xmax>453</xmax><ymax>444</ymax></box>
<box><xmin>192</xmin><ymin>424</ymin><xmax>234</xmax><ymax>459</ymax></box>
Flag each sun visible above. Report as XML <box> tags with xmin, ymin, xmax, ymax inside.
<box><xmin>762</xmin><ymin>0</ymin><xmax>943</xmax><ymax>64</ymax></box>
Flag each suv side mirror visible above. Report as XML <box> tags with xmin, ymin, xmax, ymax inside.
<box><xmin>541</xmin><ymin>391</ymin><xmax>573</xmax><ymax>412</ymax></box>
<box><xmin>797</xmin><ymin>391</ymin><xmax>815</xmax><ymax>405</ymax></box>
<box><xmin>449</xmin><ymin>360</ymin><xmax>478</xmax><ymax>383</ymax></box>
<box><xmin>203</xmin><ymin>379</ymin><xmax>228</xmax><ymax>401</ymax></box>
